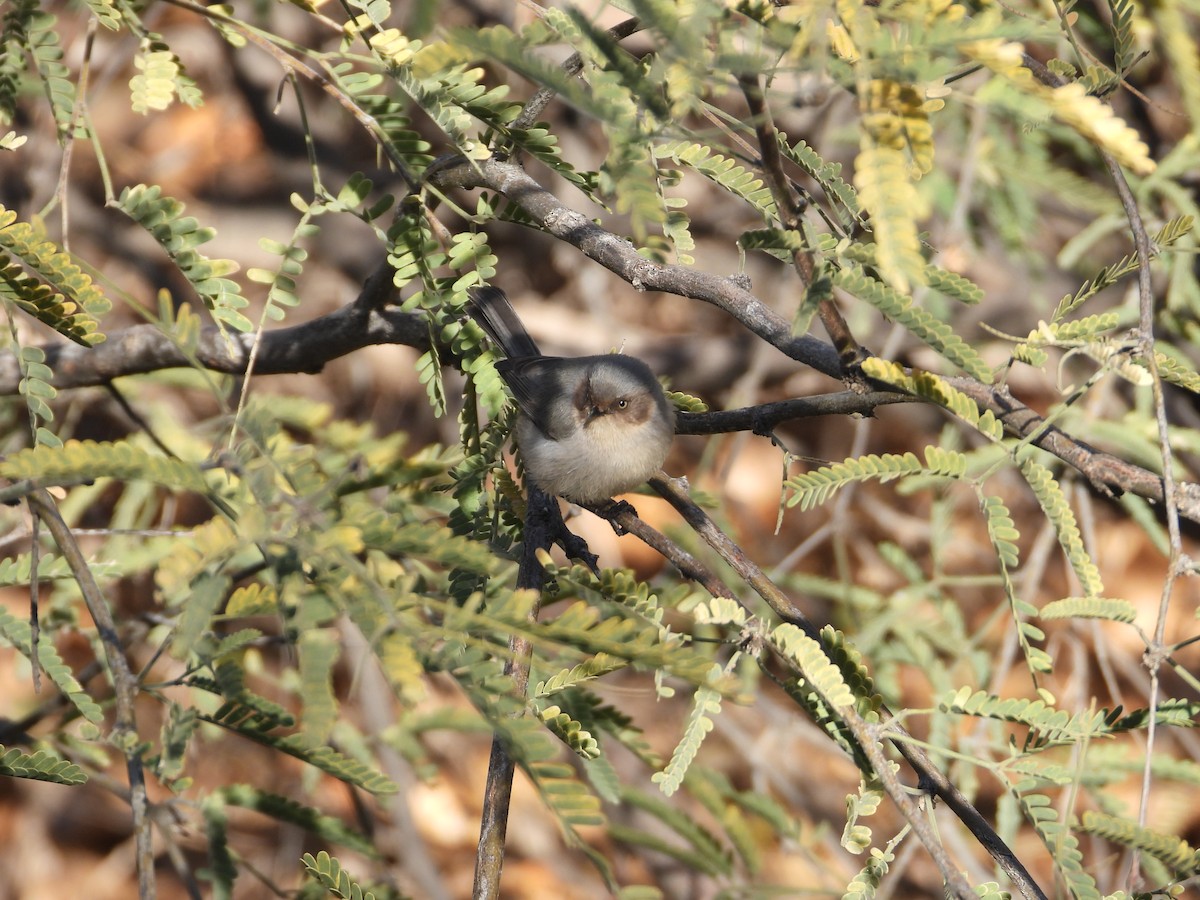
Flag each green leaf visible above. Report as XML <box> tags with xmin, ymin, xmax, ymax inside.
<box><xmin>1040</xmin><ymin>597</ymin><xmax>1137</xmax><ymax>623</ymax></box>
<box><xmin>777</xmin><ymin>135</ymin><xmax>860</xmax><ymax>228</ymax></box>
<box><xmin>538</xmin><ymin>704</ymin><xmax>602</xmax><ymax>760</ymax></box>
<box><xmin>222</xmin><ymin>785</ymin><xmax>376</xmax><ymax>857</ymax></box>
<box><xmin>772</xmin><ymin>624</ymin><xmax>855</xmax><ymax>710</ymax></box>
<box><xmin>655</xmin><ymin>140</ymin><xmax>778</xmax><ymax>221</ymax></box>
<box><xmin>652</xmin><ymin>677</ymin><xmax>722</xmax><ymax>796</ymax></box>
<box><xmin>787</xmin><ymin>451</ymin><xmax>928</xmax><ymax>510</ymax></box>
<box><xmin>130</xmin><ymin>39</ymin><xmax>202</xmax><ymax>113</ymax></box>
<box><xmin>202</xmin><ymin>796</ymin><xmax>237</xmax><ymax>899</ymax></box>
<box><xmin>862</xmin><ymin>358</ymin><xmax>1004</xmax><ymax>439</ymax></box>
<box><xmin>835</xmin><ymin>268</ymin><xmax>992</xmax><ymax>381</ymax></box>
<box><xmin>0</xmin><ymin>205</ymin><xmax>109</xmax><ymax>345</ymax></box>
<box><xmin>302</xmin><ymin>850</ymin><xmax>378</xmax><ymax>900</ymax></box>
<box><xmin>115</xmin><ymin>185</ymin><xmax>247</xmax><ymax>339</ymax></box>
<box><xmin>0</xmin><ymin>605</ymin><xmax>105</xmax><ymax>724</ymax></box>
<box><xmin>1017</xmin><ymin>456</ymin><xmax>1104</xmax><ymax>598</ymax></box>
<box><xmin>1078</xmin><ymin>810</ymin><xmax>1200</xmax><ymax>875</ymax></box>
<box><xmin>0</xmin><ymin>744</ymin><xmax>87</xmax><ymax>785</ymax></box>
<box><xmin>853</xmin><ymin>144</ymin><xmax>925</xmax><ymax>293</ymax></box>
<box><xmin>0</xmin><ymin>439</ymin><xmax>210</xmax><ymax>493</ymax></box>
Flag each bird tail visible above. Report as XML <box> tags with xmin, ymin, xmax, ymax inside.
<box><xmin>466</xmin><ymin>286</ymin><xmax>541</xmax><ymax>358</ymax></box>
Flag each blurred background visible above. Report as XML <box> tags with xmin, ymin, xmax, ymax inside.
<box><xmin>1</xmin><ymin>1</ymin><xmax>1199</xmax><ymax>898</ymax></box>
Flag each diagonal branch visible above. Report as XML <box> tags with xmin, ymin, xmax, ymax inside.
<box><xmin>473</xmin><ymin>486</ymin><xmax>557</xmax><ymax>900</ymax></box>
<box><xmin>434</xmin><ymin>156</ymin><xmax>844</xmax><ymax>375</ymax></box>
<box><xmin>646</xmin><ymin>475</ymin><xmax>1047</xmax><ymax>900</ymax></box>
<box><xmin>739</xmin><ymin>74</ymin><xmax>867</xmax><ymax>376</ymax></box>
<box><xmin>27</xmin><ymin>489</ymin><xmax>156</xmax><ymax>899</ymax></box>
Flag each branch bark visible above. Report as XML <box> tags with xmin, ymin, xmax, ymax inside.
<box><xmin>646</xmin><ymin>475</ymin><xmax>1048</xmax><ymax>900</ymax></box>
<box><xmin>473</xmin><ymin>486</ymin><xmax>557</xmax><ymax>900</ymax></box>
<box><xmin>28</xmin><ymin>490</ymin><xmax>156</xmax><ymax>899</ymax></box>
<box><xmin>0</xmin><ymin>303</ymin><xmax>428</xmax><ymax>392</ymax></box>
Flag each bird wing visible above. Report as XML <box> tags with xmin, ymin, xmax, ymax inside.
<box><xmin>495</xmin><ymin>356</ymin><xmax>582</xmax><ymax>441</ymax></box>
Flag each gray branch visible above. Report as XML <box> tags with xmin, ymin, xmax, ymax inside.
<box><xmin>0</xmin><ymin>304</ymin><xmax>428</xmax><ymax>392</ymax></box>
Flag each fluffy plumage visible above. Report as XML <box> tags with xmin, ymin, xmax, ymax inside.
<box><xmin>468</xmin><ymin>287</ymin><xmax>675</xmax><ymax>503</ymax></box>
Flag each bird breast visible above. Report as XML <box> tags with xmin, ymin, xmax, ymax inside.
<box><xmin>516</xmin><ymin>412</ymin><xmax>672</xmax><ymax>503</ymax></box>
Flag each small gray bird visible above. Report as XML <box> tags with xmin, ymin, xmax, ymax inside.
<box><xmin>467</xmin><ymin>286</ymin><xmax>675</xmax><ymax>504</ymax></box>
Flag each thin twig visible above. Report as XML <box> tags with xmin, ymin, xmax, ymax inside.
<box><xmin>579</xmin><ymin>497</ymin><xmax>735</xmax><ymax>601</ymax></box>
<box><xmin>511</xmin><ymin>17</ymin><xmax>643</xmax><ymax>131</ymax></box>
<box><xmin>841</xmin><ymin>713</ymin><xmax>975</xmax><ymax>900</ymax></box>
<box><xmin>1110</xmin><ymin>141</ymin><xmax>1181</xmax><ymax>886</ymax></box>
<box><xmin>28</xmin><ymin>490</ymin><xmax>156</xmax><ymax>899</ymax></box>
<box><xmin>1022</xmin><ymin>53</ymin><xmax>1180</xmax><ymax>888</ymax></box>
<box><xmin>739</xmin><ymin>74</ymin><xmax>866</xmax><ymax>375</ymax></box>
<box><xmin>473</xmin><ymin>486</ymin><xmax>556</xmax><ymax>899</ymax></box>
<box><xmin>649</xmin><ymin>475</ymin><xmax>821</xmax><ymax>637</ymax></box>
<box><xmin>646</xmin><ymin>475</ymin><xmax>1047</xmax><ymax>900</ymax></box>
<box><xmin>104</xmin><ymin>381</ymin><xmax>179</xmax><ymax>460</ymax></box>
<box><xmin>29</xmin><ymin>498</ymin><xmax>42</xmax><ymax>693</ymax></box>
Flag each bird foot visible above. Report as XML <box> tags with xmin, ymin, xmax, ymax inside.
<box><xmin>559</xmin><ymin>532</ymin><xmax>600</xmax><ymax>575</ymax></box>
<box><xmin>596</xmin><ymin>499</ymin><xmax>638</xmax><ymax>536</ymax></box>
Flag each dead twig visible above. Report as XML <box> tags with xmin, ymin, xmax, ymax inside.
<box><xmin>27</xmin><ymin>490</ymin><xmax>156</xmax><ymax>899</ymax></box>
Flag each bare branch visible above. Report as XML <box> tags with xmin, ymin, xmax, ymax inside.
<box><xmin>647</xmin><ymin>475</ymin><xmax>1047</xmax><ymax>900</ymax></box>
<box><xmin>581</xmin><ymin>495</ymin><xmax>735</xmax><ymax>599</ymax></box>
<box><xmin>0</xmin><ymin>303</ymin><xmax>427</xmax><ymax>392</ymax></box>
<box><xmin>434</xmin><ymin>156</ymin><xmax>844</xmax><ymax>377</ymax></box>
<box><xmin>474</xmin><ymin>486</ymin><xmax>556</xmax><ymax>899</ymax></box>
<box><xmin>739</xmin><ymin>74</ymin><xmax>866</xmax><ymax>375</ymax></box>
<box><xmin>676</xmin><ymin>390</ymin><xmax>914</xmax><ymax>434</ymax></box>
<box><xmin>28</xmin><ymin>490</ymin><xmax>156</xmax><ymax>899</ymax></box>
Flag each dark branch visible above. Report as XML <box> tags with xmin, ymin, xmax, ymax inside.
<box><xmin>0</xmin><ymin>304</ymin><xmax>428</xmax><ymax>392</ymax></box>
<box><xmin>474</xmin><ymin>486</ymin><xmax>557</xmax><ymax>899</ymax></box>
<box><xmin>580</xmin><ymin>494</ymin><xmax>734</xmax><ymax>598</ymax></box>
<box><xmin>739</xmin><ymin>74</ymin><xmax>866</xmax><ymax>376</ymax></box>
<box><xmin>677</xmin><ymin>390</ymin><xmax>913</xmax><ymax>434</ymax></box>
<box><xmin>4</xmin><ymin>151</ymin><xmax>1198</xmax><ymax>532</ymax></box>
<box><xmin>434</xmin><ymin>157</ymin><xmax>845</xmax><ymax>377</ymax></box>
<box><xmin>29</xmin><ymin>490</ymin><xmax>156</xmax><ymax>898</ymax></box>
<box><xmin>647</xmin><ymin>475</ymin><xmax>1047</xmax><ymax>900</ymax></box>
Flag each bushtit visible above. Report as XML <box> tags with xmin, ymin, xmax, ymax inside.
<box><xmin>467</xmin><ymin>286</ymin><xmax>675</xmax><ymax>504</ymax></box>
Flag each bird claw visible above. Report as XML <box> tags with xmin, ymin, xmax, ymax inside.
<box><xmin>546</xmin><ymin>509</ymin><xmax>600</xmax><ymax>574</ymax></box>
<box><xmin>558</xmin><ymin>530</ymin><xmax>600</xmax><ymax>575</ymax></box>
<box><xmin>597</xmin><ymin>499</ymin><xmax>637</xmax><ymax>535</ymax></box>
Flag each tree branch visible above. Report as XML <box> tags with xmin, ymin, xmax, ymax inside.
<box><xmin>473</xmin><ymin>486</ymin><xmax>557</xmax><ymax>900</ymax></box>
<box><xmin>676</xmin><ymin>390</ymin><xmax>914</xmax><ymax>434</ymax></box>
<box><xmin>27</xmin><ymin>490</ymin><xmax>156</xmax><ymax>899</ymax></box>
<box><xmin>647</xmin><ymin>475</ymin><xmax>1048</xmax><ymax>900</ymax></box>
<box><xmin>739</xmin><ymin>74</ymin><xmax>866</xmax><ymax>376</ymax></box>
<box><xmin>434</xmin><ymin>157</ymin><xmax>844</xmax><ymax>377</ymax></box>
<box><xmin>580</xmin><ymin>493</ymin><xmax>735</xmax><ymax>599</ymax></box>
<box><xmin>5</xmin><ymin>154</ymin><xmax>1197</xmax><ymax>539</ymax></box>
<box><xmin>0</xmin><ymin>303</ymin><xmax>427</xmax><ymax>392</ymax></box>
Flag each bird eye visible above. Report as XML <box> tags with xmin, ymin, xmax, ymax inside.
<box><xmin>617</xmin><ymin>399</ymin><xmax>628</xmax><ymax>409</ymax></box>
